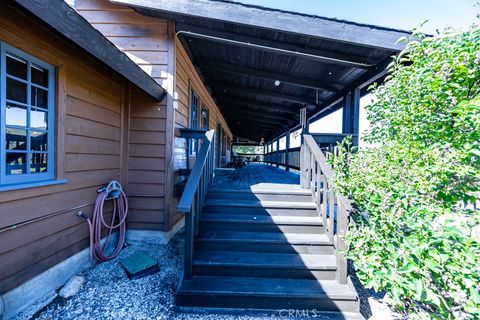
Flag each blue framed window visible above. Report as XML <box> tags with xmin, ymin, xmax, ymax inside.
<box><xmin>0</xmin><ymin>42</ymin><xmax>55</xmax><ymax>186</ymax></box>
<box><xmin>189</xmin><ymin>90</ymin><xmax>198</xmax><ymax>156</ymax></box>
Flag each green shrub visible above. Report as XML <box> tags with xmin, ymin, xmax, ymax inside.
<box><xmin>331</xmin><ymin>26</ymin><xmax>480</xmax><ymax>319</ymax></box>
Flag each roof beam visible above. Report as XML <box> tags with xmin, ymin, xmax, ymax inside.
<box><xmin>16</xmin><ymin>0</ymin><xmax>165</xmax><ymax>101</ymax></box>
<box><xmin>229</xmin><ymin>117</ymin><xmax>282</xmax><ymax>128</ymax></box>
<box><xmin>308</xmin><ymin>55</ymin><xmax>394</xmax><ymax>123</ymax></box>
<box><xmin>216</xmin><ymin>96</ymin><xmax>300</xmax><ymax>115</ymax></box>
<box><xmin>232</xmin><ymin>125</ymin><xmax>274</xmax><ymax>137</ymax></box>
<box><xmin>211</xmin><ymin>82</ymin><xmax>319</xmax><ymax>106</ymax></box>
<box><xmin>219</xmin><ymin>104</ymin><xmax>295</xmax><ymax>122</ymax></box>
<box><xmin>234</xmin><ymin>127</ymin><xmax>271</xmax><ymax>136</ymax></box>
<box><xmin>114</xmin><ymin>0</ymin><xmax>409</xmax><ymax>51</ymax></box>
<box><xmin>177</xmin><ymin>24</ymin><xmax>373</xmax><ymax>68</ymax></box>
<box><xmin>199</xmin><ymin>60</ymin><xmax>341</xmax><ymax>93</ymax></box>
<box><xmin>231</xmin><ymin>119</ymin><xmax>281</xmax><ymax>130</ymax></box>
<box><xmin>222</xmin><ymin>111</ymin><xmax>290</xmax><ymax>126</ymax></box>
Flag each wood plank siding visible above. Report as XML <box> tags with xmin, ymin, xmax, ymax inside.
<box><xmin>0</xmin><ymin>4</ymin><xmax>125</xmax><ymax>293</ymax></box>
<box><xmin>172</xmin><ymin>39</ymin><xmax>233</xmax><ymax>225</ymax></box>
<box><xmin>175</xmin><ymin>39</ymin><xmax>232</xmax><ymax>135</ymax></box>
<box><xmin>0</xmin><ymin>2</ymin><xmax>171</xmax><ymax>293</ymax></box>
<box><xmin>0</xmin><ymin>0</ymin><xmax>232</xmax><ymax>294</ymax></box>
<box><xmin>76</xmin><ymin>0</ymin><xmax>176</xmax><ymax>232</ymax></box>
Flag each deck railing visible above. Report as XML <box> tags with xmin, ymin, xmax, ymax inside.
<box><xmin>265</xmin><ymin>134</ymin><xmax>355</xmax><ymax>170</ymax></box>
<box><xmin>264</xmin><ymin>147</ymin><xmax>301</xmax><ymax>170</ymax></box>
<box><xmin>177</xmin><ymin>129</ymin><xmax>215</xmax><ymax>279</ymax></box>
<box><xmin>301</xmin><ymin>134</ymin><xmax>354</xmax><ymax>284</ymax></box>
<box><xmin>234</xmin><ymin>153</ymin><xmax>264</xmax><ymax>163</ymax></box>
<box><xmin>309</xmin><ymin>133</ymin><xmax>357</xmax><ymax>154</ymax></box>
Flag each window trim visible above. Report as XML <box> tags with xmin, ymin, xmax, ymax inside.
<box><xmin>0</xmin><ymin>42</ymin><xmax>56</xmax><ymax>186</ymax></box>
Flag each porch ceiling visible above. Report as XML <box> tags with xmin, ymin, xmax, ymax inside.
<box><xmin>114</xmin><ymin>0</ymin><xmax>410</xmax><ymax>142</ymax></box>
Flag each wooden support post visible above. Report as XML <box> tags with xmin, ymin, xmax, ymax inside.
<box><xmin>336</xmin><ymin>200</ymin><xmax>348</xmax><ymax>284</ymax></box>
<box><xmin>186</xmin><ymin>137</ymin><xmax>190</xmax><ymax>171</ymax></box>
<box><xmin>327</xmin><ymin>189</ymin><xmax>335</xmax><ymax>243</ymax></box>
<box><xmin>184</xmin><ymin>209</ymin><xmax>194</xmax><ymax>279</ymax></box>
<box><xmin>300</xmin><ymin>144</ymin><xmax>307</xmax><ymax>188</ymax></box>
<box><xmin>276</xmin><ymin>138</ymin><xmax>280</xmax><ymax>167</ymax></box>
<box><xmin>285</xmin><ymin>130</ymin><xmax>291</xmax><ymax>171</ymax></box>
<box><xmin>352</xmin><ymin>88</ymin><xmax>360</xmax><ymax>146</ymax></box>
<box><xmin>342</xmin><ymin>89</ymin><xmax>360</xmax><ymax>146</ymax></box>
<box><xmin>342</xmin><ymin>92</ymin><xmax>353</xmax><ymax>134</ymax></box>
<box><xmin>300</xmin><ymin>108</ymin><xmax>309</xmax><ymax>144</ymax></box>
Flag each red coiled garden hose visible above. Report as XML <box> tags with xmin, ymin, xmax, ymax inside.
<box><xmin>84</xmin><ymin>181</ymin><xmax>128</xmax><ymax>265</ymax></box>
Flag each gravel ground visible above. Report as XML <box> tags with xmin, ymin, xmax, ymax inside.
<box><xmin>27</xmin><ymin>232</ymin><xmax>284</xmax><ymax>320</ymax></box>
<box><xmin>27</xmin><ymin>231</ymin><xmax>398</xmax><ymax>320</ymax></box>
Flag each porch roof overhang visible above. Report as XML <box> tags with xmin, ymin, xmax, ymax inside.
<box><xmin>13</xmin><ymin>0</ymin><xmax>166</xmax><ymax>101</ymax></box>
<box><xmin>115</xmin><ymin>0</ymin><xmax>410</xmax><ymax>142</ymax></box>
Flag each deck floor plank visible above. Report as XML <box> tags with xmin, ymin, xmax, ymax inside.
<box><xmin>212</xmin><ymin>164</ymin><xmax>300</xmax><ymax>191</ymax></box>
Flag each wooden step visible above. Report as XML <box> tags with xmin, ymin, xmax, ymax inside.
<box><xmin>205</xmin><ymin>199</ymin><xmax>317</xmax><ymax>208</ymax></box>
<box><xmin>203</xmin><ymin>200</ymin><xmax>318</xmax><ymax>216</ymax></box>
<box><xmin>196</xmin><ymin>230</ymin><xmax>333</xmax><ymax>254</ymax></box>
<box><xmin>207</xmin><ymin>189</ymin><xmax>313</xmax><ymax>202</ymax></box>
<box><xmin>208</xmin><ymin>188</ymin><xmax>311</xmax><ymax>194</ymax></box>
<box><xmin>176</xmin><ymin>276</ymin><xmax>360</xmax><ymax>313</ymax></box>
<box><xmin>199</xmin><ymin>213</ymin><xmax>324</xmax><ymax>233</ymax></box>
<box><xmin>193</xmin><ymin>251</ymin><xmax>337</xmax><ymax>280</ymax></box>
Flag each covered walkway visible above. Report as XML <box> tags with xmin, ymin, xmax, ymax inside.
<box><xmin>212</xmin><ymin>164</ymin><xmax>300</xmax><ymax>191</ymax></box>
<box><xmin>115</xmin><ymin>0</ymin><xmax>410</xmax><ymax>146</ymax></box>
<box><xmin>113</xmin><ymin>0</ymin><xmax>412</xmax><ymax>316</ymax></box>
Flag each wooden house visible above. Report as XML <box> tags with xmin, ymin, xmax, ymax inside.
<box><xmin>0</xmin><ymin>1</ymin><xmax>409</xmax><ymax>318</ymax></box>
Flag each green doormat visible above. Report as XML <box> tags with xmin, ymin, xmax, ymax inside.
<box><xmin>120</xmin><ymin>252</ymin><xmax>159</xmax><ymax>280</ymax></box>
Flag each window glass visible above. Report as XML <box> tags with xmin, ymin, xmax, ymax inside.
<box><xmin>6</xmin><ymin>103</ymin><xmax>27</xmax><ymax>127</ymax></box>
<box><xmin>31</xmin><ymin>65</ymin><xmax>48</xmax><ymax>87</ymax></box>
<box><xmin>6</xmin><ymin>55</ymin><xmax>27</xmax><ymax>79</ymax></box>
<box><xmin>30</xmin><ymin>131</ymin><xmax>48</xmax><ymax>151</ymax></box>
<box><xmin>6</xmin><ymin>128</ymin><xmax>27</xmax><ymax>150</ymax></box>
<box><xmin>189</xmin><ymin>91</ymin><xmax>199</xmax><ymax>156</ymax></box>
<box><xmin>6</xmin><ymin>78</ymin><xmax>27</xmax><ymax>103</ymax></box>
<box><xmin>31</xmin><ymin>87</ymin><xmax>48</xmax><ymax>108</ymax></box>
<box><xmin>201</xmin><ymin>106</ymin><xmax>209</xmax><ymax>129</ymax></box>
<box><xmin>30</xmin><ymin>153</ymin><xmax>47</xmax><ymax>173</ymax></box>
<box><xmin>6</xmin><ymin>152</ymin><xmax>27</xmax><ymax>175</ymax></box>
<box><xmin>31</xmin><ymin>108</ymin><xmax>48</xmax><ymax>130</ymax></box>
<box><xmin>1</xmin><ymin>43</ymin><xmax>55</xmax><ymax>185</ymax></box>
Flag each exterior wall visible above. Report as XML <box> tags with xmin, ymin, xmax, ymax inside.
<box><xmin>172</xmin><ymin>40</ymin><xmax>233</xmax><ymax>224</ymax></box>
<box><xmin>75</xmin><ymin>0</ymin><xmax>169</xmax><ymax>86</ymax></box>
<box><xmin>175</xmin><ymin>39</ymin><xmax>232</xmax><ymax>136</ymax></box>
<box><xmin>0</xmin><ymin>4</ymin><xmax>128</xmax><ymax>293</ymax></box>
<box><xmin>174</xmin><ymin>39</ymin><xmax>232</xmax><ymax>165</ymax></box>
<box><xmin>0</xmin><ymin>0</ymin><xmax>234</xmax><ymax>295</ymax></box>
<box><xmin>76</xmin><ymin>0</ymin><xmax>176</xmax><ymax>231</ymax></box>
<box><xmin>126</xmin><ymin>88</ymin><xmax>168</xmax><ymax>230</ymax></box>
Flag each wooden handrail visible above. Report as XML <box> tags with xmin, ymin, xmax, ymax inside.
<box><xmin>301</xmin><ymin>134</ymin><xmax>353</xmax><ymax>284</ymax></box>
<box><xmin>178</xmin><ymin>129</ymin><xmax>215</xmax><ymax>212</ymax></box>
<box><xmin>177</xmin><ymin>129</ymin><xmax>215</xmax><ymax>279</ymax></box>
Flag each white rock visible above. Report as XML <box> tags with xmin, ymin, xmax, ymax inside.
<box><xmin>59</xmin><ymin>275</ymin><xmax>85</xmax><ymax>299</ymax></box>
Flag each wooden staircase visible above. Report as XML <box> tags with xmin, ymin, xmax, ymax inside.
<box><xmin>176</xmin><ymin>188</ymin><xmax>361</xmax><ymax>316</ymax></box>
